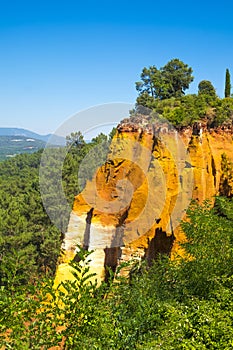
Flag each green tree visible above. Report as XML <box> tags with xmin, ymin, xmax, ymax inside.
<box><xmin>161</xmin><ymin>58</ymin><xmax>194</xmax><ymax>98</ymax></box>
<box><xmin>108</xmin><ymin>127</ymin><xmax>117</xmax><ymax>140</ymax></box>
<box><xmin>225</xmin><ymin>68</ymin><xmax>231</xmax><ymax>98</ymax></box>
<box><xmin>66</xmin><ymin>131</ymin><xmax>85</xmax><ymax>148</ymax></box>
<box><xmin>136</xmin><ymin>58</ymin><xmax>194</xmax><ymax>101</ymax></box>
<box><xmin>198</xmin><ymin>80</ymin><xmax>217</xmax><ymax>98</ymax></box>
<box><xmin>135</xmin><ymin>66</ymin><xmax>165</xmax><ymax>99</ymax></box>
<box><xmin>214</xmin><ymin>97</ymin><xmax>233</xmax><ymax>126</ymax></box>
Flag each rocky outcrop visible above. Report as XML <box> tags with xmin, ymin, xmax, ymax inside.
<box><xmin>55</xmin><ymin>116</ymin><xmax>233</xmax><ymax>285</ymax></box>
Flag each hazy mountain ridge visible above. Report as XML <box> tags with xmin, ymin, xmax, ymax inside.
<box><xmin>0</xmin><ymin>127</ymin><xmax>66</xmax><ymax>145</ymax></box>
<box><xmin>0</xmin><ymin>135</ymin><xmax>46</xmax><ymax>161</ymax></box>
<box><xmin>0</xmin><ymin>128</ymin><xmax>66</xmax><ymax>161</ymax></box>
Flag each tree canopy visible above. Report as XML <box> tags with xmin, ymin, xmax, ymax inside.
<box><xmin>198</xmin><ymin>80</ymin><xmax>217</xmax><ymax>97</ymax></box>
<box><xmin>136</xmin><ymin>58</ymin><xmax>194</xmax><ymax>100</ymax></box>
<box><xmin>135</xmin><ymin>59</ymin><xmax>233</xmax><ymax>128</ymax></box>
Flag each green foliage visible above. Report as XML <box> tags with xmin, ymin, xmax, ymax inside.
<box><xmin>65</xmin><ymin>131</ymin><xmax>85</xmax><ymax>148</ymax></box>
<box><xmin>219</xmin><ymin>154</ymin><xmax>233</xmax><ymax>197</ymax></box>
<box><xmin>0</xmin><ymin>129</ymin><xmax>116</xmax><ymax>291</ymax></box>
<box><xmin>136</xmin><ymin>91</ymin><xmax>233</xmax><ymax>129</ymax></box>
<box><xmin>225</xmin><ymin>68</ymin><xmax>231</xmax><ymax>98</ymax></box>
<box><xmin>0</xmin><ymin>152</ymin><xmax>62</xmax><ymax>288</ymax></box>
<box><xmin>136</xmin><ymin>66</ymin><xmax>168</xmax><ymax>100</ymax></box>
<box><xmin>210</xmin><ymin>97</ymin><xmax>233</xmax><ymax>126</ymax></box>
<box><xmin>161</xmin><ymin>58</ymin><xmax>194</xmax><ymax>98</ymax></box>
<box><xmin>62</xmin><ymin>131</ymin><xmax>112</xmax><ymax>202</ymax></box>
<box><xmin>2</xmin><ymin>198</ymin><xmax>233</xmax><ymax>349</ymax></box>
<box><xmin>135</xmin><ymin>59</ymin><xmax>233</xmax><ymax>129</ymax></box>
<box><xmin>137</xmin><ymin>94</ymin><xmax>208</xmax><ymax>127</ymax></box>
<box><xmin>181</xmin><ymin>200</ymin><xmax>233</xmax><ymax>298</ymax></box>
<box><xmin>198</xmin><ymin>80</ymin><xmax>217</xmax><ymax>103</ymax></box>
<box><xmin>108</xmin><ymin>127</ymin><xmax>117</xmax><ymax>140</ymax></box>
<box><xmin>136</xmin><ymin>58</ymin><xmax>193</xmax><ymax>101</ymax></box>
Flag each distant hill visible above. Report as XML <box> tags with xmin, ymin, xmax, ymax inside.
<box><xmin>0</xmin><ymin>136</ymin><xmax>46</xmax><ymax>161</ymax></box>
<box><xmin>0</xmin><ymin>128</ymin><xmax>65</xmax><ymax>146</ymax></box>
<box><xmin>0</xmin><ymin>128</ymin><xmax>66</xmax><ymax>161</ymax></box>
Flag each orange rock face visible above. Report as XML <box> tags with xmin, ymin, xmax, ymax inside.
<box><xmin>55</xmin><ymin>116</ymin><xmax>233</xmax><ymax>284</ymax></box>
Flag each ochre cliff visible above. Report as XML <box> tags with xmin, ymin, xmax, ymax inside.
<box><xmin>55</xmin><ymin>116</ymin><xmax>233</xmax><ymax>285</ymax></box>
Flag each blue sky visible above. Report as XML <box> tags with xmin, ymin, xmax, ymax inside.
<box><xmin>1</xmin><ymin>0</ymin><xmax>233</xmax><ymax>135</ymax></box>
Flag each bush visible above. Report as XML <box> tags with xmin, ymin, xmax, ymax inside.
<box><xmin>2</xmin><ymin>198</ymin><xmax>233</xmax><ymax>349</ymax></box>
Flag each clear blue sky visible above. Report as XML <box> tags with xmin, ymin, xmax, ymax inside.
<box><xmin>1</xmin><ymin>0</ymin><xmax>233</xmax><ymax>135</ymax></box>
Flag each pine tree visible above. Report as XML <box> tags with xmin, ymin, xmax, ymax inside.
<box><xmin>225</xmin><ymin>68</ymin><xmax>231</xmax><ymax>98</ymax></box>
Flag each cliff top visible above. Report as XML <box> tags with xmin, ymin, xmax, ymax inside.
<box><xmin>118</xmin><ymin>113</ymin><xmax>233</xmax><ymax>136</ymax></box>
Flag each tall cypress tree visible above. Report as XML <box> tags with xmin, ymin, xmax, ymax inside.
<box><xmin>225</xmin><ymin>68</ymin><xmax>231</xmax><ymax>98</ymax></box>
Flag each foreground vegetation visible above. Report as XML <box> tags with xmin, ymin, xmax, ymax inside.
<box><xmin>1</xmin><ymin>197</ymin><xmax>233</xmax><ymax>349</ymax></box>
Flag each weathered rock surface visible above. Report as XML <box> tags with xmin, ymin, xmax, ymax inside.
<box><xmin>55</xmin><ymin>115</ymin><xmax>233</xmax><ymax>285</ymax></box>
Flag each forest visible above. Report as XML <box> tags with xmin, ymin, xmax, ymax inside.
<box><xmin>1</xmin><ymin>59</ymin><xmax>233</xmax><ymax>349</ymax></box>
